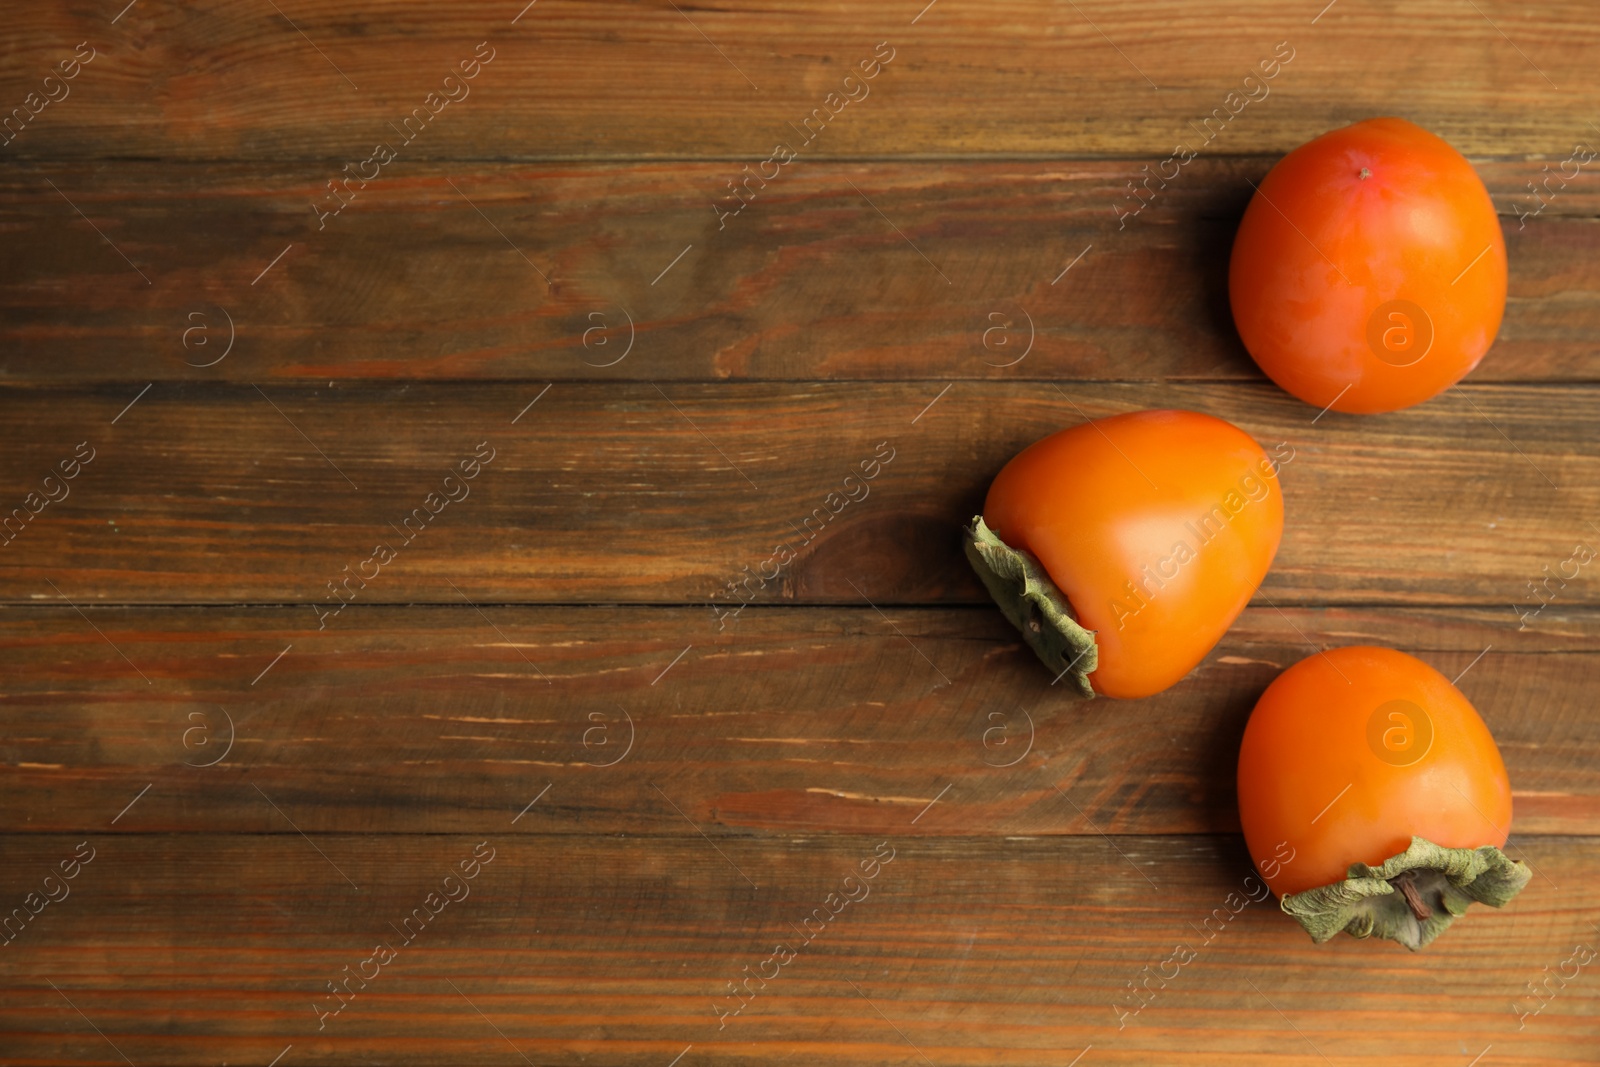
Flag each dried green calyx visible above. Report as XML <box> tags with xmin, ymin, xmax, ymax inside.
<box><xmin>963</xmin><ymin>516</ymin><xmax>1098</xmax><ymax>698</ymax></box>
<box><xmin>1280</xmin><ymin>835</ymin><xmax>1532</xmax><ymax>950</ymax></box>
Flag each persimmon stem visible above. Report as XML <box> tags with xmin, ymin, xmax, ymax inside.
<box><xmin>1390</xmin><ymin>870</ymin><xmax>1432</xmax><ymax>921</ymax></box>
<box><xmin>1280</xmin><ymin>837</ymin><xmax>1531</xmax><ymax>950</ymax></box>
<box><xmin>963</xmin><ymin>516</ymin><xmax>1099</xmax><ymax>697</ymax></box>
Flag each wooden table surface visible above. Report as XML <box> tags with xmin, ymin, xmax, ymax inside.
<box><xmin>3</xmin><ymin>2</ymin><xmax>1598</xmax><ymax>1064</ymax></box>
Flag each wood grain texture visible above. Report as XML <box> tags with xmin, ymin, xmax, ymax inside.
<box><xmin>0</xmin><ymin>1</ymin><xmax>1597</xmax><ymax>160</ymax></box>
<box><xmin>1</xmin><ymin>605</ymin><xmax>1596</xmax><ymax>838</ymax></box>
<box><xmin>4</xmin><ymin>3</ymin><xmax>1597</xmax><ymax>1064</ymax></box>
<box><xmin>0</xmin><ymin>381</ymin><xmax>1592</xmax><ymax>605</ymax></box>
<box><xmin>0</xmin><ymin>833</ymin><xmax>1594</xmax><ymax>1066</ymax></box>
<box><xmin>0</xmin><ymin>160</ymin><xmax>1596</xmax><ymax>383</ymax></box>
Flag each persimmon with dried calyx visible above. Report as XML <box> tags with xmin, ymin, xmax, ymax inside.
<box><xmin>1237</xmin><ymin>645</ymin><xmax>1530</xmax><ymax>950</ymax></box>
<box><xmin>1229</xmin><ymin>116</ymin><xmax>1507</xmax><ymax>414</ymax></box>
<box><xmin>965</xmin><ymin>409</ymin><xmax>1285</xmax><ymax>699</ymax></box>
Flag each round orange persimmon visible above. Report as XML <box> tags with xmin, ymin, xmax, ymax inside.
<box><xmin>1238</xmin><ymin>645</ymin><xmax>1512</xmax><ymax>898</ymax></box>
<box><xmin>1229</xmin><ymin>117</ymin><xmax>1506</xmax><ymax>414</ymax></box>
<box><xmin>967</xmin><ymin>409</ymin><xmax>1284</xmax><ymax>699</ymax></box>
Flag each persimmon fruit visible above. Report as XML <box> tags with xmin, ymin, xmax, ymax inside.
<box><xmin>1237</xmin><ymin>645</ymin><xmax>1530</xmax><ymax>949</ymax></box>
<box><xmin>1229</xmin><ymin>117</ymin><xmax>1507</xmax><ymax>414</ymax></box>
<box><xmin>966</xmin><ymin>409</ymin><xmax>1284</xmax><ymax>699</ymax></box>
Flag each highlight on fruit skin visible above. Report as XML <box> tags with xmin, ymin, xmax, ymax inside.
<box><xmin>964</xmin><ymin>408</ymin><xmax>1285</xmax><ymax>699</ymax></box>
<box><xmin>1229</xmin><ymin>116</ymin><xmax>1507</xmax><ymax>414</ymax></box>
<box><xmin>1237</xmin><ymin>645</ymin><xmax>1531</xmax><ymax>950</ymax></box>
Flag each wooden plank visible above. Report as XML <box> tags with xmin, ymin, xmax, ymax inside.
<box><xmin>0</xmin><ymin>161</ymin><xmax>1596</xmax><ymax>384</ymax></box>
<box><xmin>1</xmin><ymin>2</ymin><xmax>1597</xmax><ymax>160</ymax></box>
<box><xmin>1</xmin><ymin>605</ymin><xmax>1595</xmax><ymax>837</ymax></box>
<box><xmin>5</xmin><ymin>4</ymin><xmax>1593</xmax><ymax>1065</ymax></box>
<box><xmin>0</xmin><ymin>381</ymin><xmax>1593</xmax><ymax>606</ymax></box>
<box><xmin>0</xmin><ymin>833</ymin><xmax>1594</xmax><ymax>1065</ymax></box>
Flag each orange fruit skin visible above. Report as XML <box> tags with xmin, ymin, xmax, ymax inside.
<box><xmin>1229</xmin><ymin>117</ymin><xmax>1506</xmax><ymax>414</ymax></box>
<box><xmin>982</xmin><ymin>409</ymin><xmax>1283</xmax><ymax>699</ymax></box>
<box><xmin>1237</xmin><ymin>645</ymin><xmax>1513</xmax><ymax>898</ymax></box>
